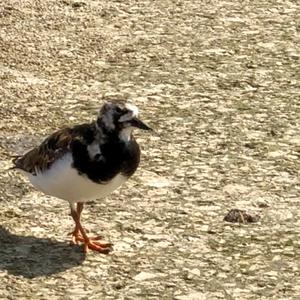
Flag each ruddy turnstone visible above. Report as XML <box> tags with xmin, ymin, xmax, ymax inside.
<box><xmin>13</xmin><ymin>102</ymin><xmax>152</xmax><ymax>253</ymax></box>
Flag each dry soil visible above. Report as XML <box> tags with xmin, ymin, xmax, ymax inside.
<box><xmin>0</xmin><ymin>0</ymin><xmax>300</xmax><ymax>299</ymax></box>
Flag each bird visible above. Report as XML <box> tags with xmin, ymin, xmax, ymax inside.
<box><xmin>12</xmin><ymin>102</ymin><xmax>152</xmax><ymax>253</ymax></box>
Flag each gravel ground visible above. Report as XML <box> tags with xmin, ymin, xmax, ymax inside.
<box><xmin>0</xmin><ymin>0</ymin><xmax>299</xmax><ymax>299</ymax></box>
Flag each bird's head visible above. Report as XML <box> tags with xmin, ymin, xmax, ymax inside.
<box><xmin>97</xmin><ymin>102</ymin><xmax>152</xmax><ymax>140</ymax></box>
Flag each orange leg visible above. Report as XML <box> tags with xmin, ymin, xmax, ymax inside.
<box><xmin>70</xmin><ymin>203</ymin><xmax>112</xmax><ymax>254</ymax></box>
<box><xmin>70</xmin><ymin>203</ymin><xmax>84</xmax><ymax>244</ymax></box>
<box><xmin>70</xmin><ymin>203</ymin><xmax>104</xmax><ymax>243</ymax></box>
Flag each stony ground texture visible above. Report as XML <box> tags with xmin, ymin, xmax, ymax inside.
<box><xmin>0</xmin><ymin>0</ymin><xmax>299</xmax><ymax>299</ymax></box>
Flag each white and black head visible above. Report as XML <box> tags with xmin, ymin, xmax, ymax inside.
<box><xmin>97</xmin><ymin>102</ymin><xmax>152</xmax><ymax>140</ymax></box>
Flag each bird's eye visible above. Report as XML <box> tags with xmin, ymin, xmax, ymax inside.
<box><xmin>115</xmin><ymin>107</ymin><xmax>123</xmax><ymax>114</ymax></box>
<box><xmin>94</xmin><ymin>153</ymin><xmax>102</xmax><ymax>161</ymax></box>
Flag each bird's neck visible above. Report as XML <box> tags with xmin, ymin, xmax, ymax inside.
<box><xmin>119</xmin><ymin>127</ymin><xmax>133</xmax><ymax>143</ymax></box>
<box><xmin>95</xmin><ymin>121</ymin><xmax>133</xmax><ymax>144</ymax></box>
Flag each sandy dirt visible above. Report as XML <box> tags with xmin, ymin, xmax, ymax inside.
<box><xmin>0</xmin><ymin>0</ymin><xmax>299</xmax><ymax>299</ymax></box>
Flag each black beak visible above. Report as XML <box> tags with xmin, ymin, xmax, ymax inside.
<box><xmin>130</xmin><ymin>117</ymin><xmax>153</xmax><ymax>131</ymax></box>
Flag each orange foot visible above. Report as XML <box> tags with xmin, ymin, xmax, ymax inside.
<box><xmin>83</xmin><ymin>239</ymin><xmax>113</xmax><ymax>254</ymax></box>
<box><xmin>71</xmin><ymin>232</ymin><xmax>112</xmax><ymax>253</ymax></box>
<box><xmin>70</xmin><ymin>231</ymin><xmax>102</xmax><ymax>244</ymax></box>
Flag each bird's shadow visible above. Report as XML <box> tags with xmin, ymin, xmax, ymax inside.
<box><xmin>0</xmin><ymin>225</ymin><xmax>85</xmax><ymax>278</ymax></box>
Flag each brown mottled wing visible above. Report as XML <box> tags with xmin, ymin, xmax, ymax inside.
<box><xmin>13</xmin><ymin>127</ymin><xmax>74</xmax><ymax>175</ymax></box>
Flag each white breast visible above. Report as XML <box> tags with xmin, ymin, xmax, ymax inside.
<box><xmin>25</xmin><ymin>153</ymin><xmax>127</xmax><ymax>203</ymax></box>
